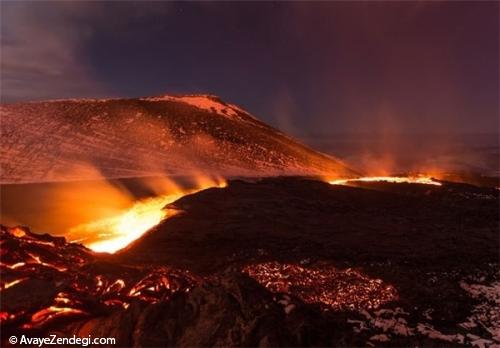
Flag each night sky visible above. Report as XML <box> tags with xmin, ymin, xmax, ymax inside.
<box><xmin>1</xmin><ymin>1</ymin><xmax>498</xmax><ymax>135</ymax></box>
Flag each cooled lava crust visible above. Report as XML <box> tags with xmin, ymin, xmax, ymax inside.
<box><xmin>1</xmin><ymin>177</ymin><xmax>498</xmax><ymax>347</ymax></box>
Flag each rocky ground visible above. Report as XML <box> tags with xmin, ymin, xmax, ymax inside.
<box><xmin>1</xmin><ymin>177</ymin><xmax>499</xmax><ymax>347</ymax></box>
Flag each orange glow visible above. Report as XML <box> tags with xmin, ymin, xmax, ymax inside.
<box><xmin>10</xmin><ymin>227</ymin><xmax>26</xmax><ymax>238</ymax></box>
<box><xmin>26</xmin><ymin>306</ymin><xmax>87</xmax><ymax>328</ymax></box>
<box><xmin>31</xmin><ymin>164</ymin><xmax>135</xmax><ymax>236</ymax></box>
<box><xmin>54</xmin><ymin>293</ymin><xmax>73</xmax><ymax>305</ymax></box>
<box><xmin>0</xmin><ymin>262</ymin><xmax>26</xmax><ymax>270</ymax></box>
<box><xmin>26</xmin><ymin>253</ymin><xmax>67</xmax><ymax>272</ymax></box>
<box><xmin>67</xmin><ymin>176</ymin><xmax>226</xmax><ymax>253</ymax></box>
<box><xmin>2</xmin><ymin>277</ymin><xmax>29</xmax><ymax>290</ymax></box>
<box><xmin>329</xmin><ymin>175</ymin><xmax>441</xmax><ymax>186</ymax></box>
<box><xmin>103</xmin><ymin>279</ymin><xmax>126</xmax><ymax>294</ymax></box>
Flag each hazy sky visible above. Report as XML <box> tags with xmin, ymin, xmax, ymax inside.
<box><xmin>1</xmin><ymin>1</ymin><xmax>498</xmax><ymax>135</ymax></box>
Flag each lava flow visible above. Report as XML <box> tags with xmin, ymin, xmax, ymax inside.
<box><xmin>329</xmin><ymin>175</ymin><xmax>442</xmax><ymax>186</ymax></box>
<box><xmin>0</xmin><ymin>225</ymin><xmax>200</xmax><ymax>330</ymax></box>
<box><xmin>67</xmin><ymin>176</ymin><xmax>226</xmax><ymax>253</ymax></box>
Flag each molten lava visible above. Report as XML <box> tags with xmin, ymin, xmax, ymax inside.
<box><xmin>329</xmin><ymin>175</ymin><xmax>441</xmax><ymax>186</ymax></box>
<box><xmin>68</xmin><ymin>194</ymin><xmax>182</xmax><ymax>253</ymax></box>
<box><xmin>67</xmin><ymin>177</ymin><xmax>226</xmax><ymax>253</ymax></box>
<box><xmin>0</xmin><ymin>225</ymin><xmax>200</xmax><ymax>329</ymax></box>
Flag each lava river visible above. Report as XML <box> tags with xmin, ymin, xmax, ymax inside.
<box><xmin>328</xmin><ymin>175</ymin><xmax>442</xmax><ymax>186</ymax></box>
<box><xmin>66</xmin><ymin>176</ymin><xmax>226</xmax><ymax>253</ymax></box>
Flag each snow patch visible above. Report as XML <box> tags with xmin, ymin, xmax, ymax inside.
<box><xmin>417</xmin><ymin>323</ymin><xmax>464</xmax><ymax>343</ymax></box>
<box><xmin>460</xmin><ymin>281</ymin><xmax>500</xmax><ymax>343</ymax></box>
<box><xmin>467</xmin><ymin>334</ymin><xmax>494</xmax><ymax>348</ymax></box>
<box><xmin>33</xmin><ymin>98</ymin><xmax>112</xmax><ymax>103</ymax></box>
<box><xmin>141</xmin><ymin>94</ymin><xmax>245</xmax><ymax>120</ymax></box>
<box><xmin>351</xmin><ymin>306</ymin><xmax>478</xmax><ymax>346</ymax></box>
<box><xmin>369</xmin><ymin>334</ymin><xmax>390</xmax><ymax>342</ymax></box>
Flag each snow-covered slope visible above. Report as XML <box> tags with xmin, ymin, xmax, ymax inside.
<box><xmin>0</xmin><ymin>94</ymin><xmax>355</xmax><ymax>183</ymax></box>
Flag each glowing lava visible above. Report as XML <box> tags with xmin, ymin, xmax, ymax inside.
<box><xmin>329</xmin><ymin>175</ymin><xmax>441</xmax><ymax>186</ymax></box>
<box><xmin>1</xmin><ymin>224</ymin><xmax>200</xmax><ymax>329</ymax></box>
<box><xmin>67</xmin><ymin>178</ymin><xmax>226</xmax><ymax>253</ymax></box>
<box><xmin>243</xmin><ymin>262</ymin><xmax>398</xmax><ymax>311</ymax></box>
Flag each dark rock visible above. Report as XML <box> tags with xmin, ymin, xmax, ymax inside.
<box><xmin>58</xmin><ymin>274</ymin><xmax>339</xmax><ymax>347</ymax></box>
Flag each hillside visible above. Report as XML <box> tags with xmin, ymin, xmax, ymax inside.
<box><xmin>0</xmin><ymin>95</ymin><xmax>355</xmax><ymax>183</ymax></box>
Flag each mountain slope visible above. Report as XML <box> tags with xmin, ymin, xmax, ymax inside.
<box><xmin>0</xmin><ymin>94</ymin><xmax>355</xmax><ymax>183</ymax></box>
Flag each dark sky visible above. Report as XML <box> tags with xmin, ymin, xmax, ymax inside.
<box><xmin>1</xmin><ymin>1</ymin><xmax>498</xmax><ymax>135</ymax></box>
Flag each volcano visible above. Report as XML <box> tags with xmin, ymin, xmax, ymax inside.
<box><xmin>0</xmin><ymin>94</ymin><xmax>355</xmax><ymax>183</ymax></box>
<box><xmin>1</xmin><ymin>95</ymin><xmax>499</xmax><ymax>348</ymax></box>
